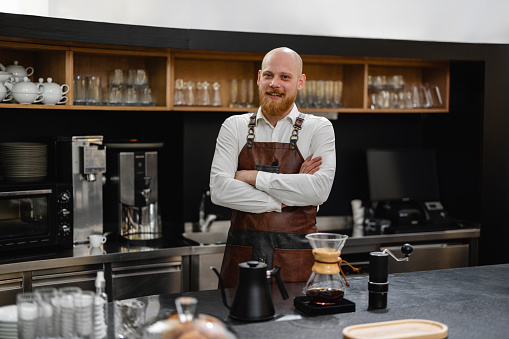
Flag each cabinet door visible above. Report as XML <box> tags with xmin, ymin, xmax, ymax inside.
<box><xmin>386</xmin><ymin>243</ymin><xmax>469</xmax><ymax>273</ymax></box>
<box><xmin>111</xmin><ymin>256</ymin><xmax>182</xmax><ymax>300</ymax></box>
<box><xmin>0</xmin><ymin>272</ymin><xmax>23</xmax><ymax>306</ymax></box>
<box><xmin>31</xmin><ymin>264</ymin><xmax>103</xmax><ymax>292</ymax></box>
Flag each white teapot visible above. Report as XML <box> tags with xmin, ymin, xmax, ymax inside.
<box><xmin>38</xmin><ymin>77</ymin><xmax>69</xmax><ymax>105</ymax></box>
<box><xmin>0</xmin><ymin>82</ymin><xmax>13</xmax><ymax>102</ymax></box>
<box><xmin>5</xmin><ymin>77</ymin><xmax>44</xmax><ymax>104</ymax></box>
<box><xmin>3</xmin><ymin>61</ymin><xmax>34</xmax><ymax>82</ymax></box>
<box><xmin>0</xmin><ymin>70</ymin><xmax>13</xmax><ymax>84</ymax></box>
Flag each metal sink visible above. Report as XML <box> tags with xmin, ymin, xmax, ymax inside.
<box><xmin>183</xmin><ymin>231</ymin><xmax>228</xmax><ymax>245</ymax></box>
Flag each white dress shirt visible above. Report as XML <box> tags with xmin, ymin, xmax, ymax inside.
<box><xmin>210</xmin><ymin>104</ymin><xmax>336</xmax><ymax>214</ymax></box>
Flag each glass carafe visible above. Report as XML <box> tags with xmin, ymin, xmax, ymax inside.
<box><xmin>305</xmin><ymin>233</ymin><xmax>349</xmax><ymax>305</ymax></box>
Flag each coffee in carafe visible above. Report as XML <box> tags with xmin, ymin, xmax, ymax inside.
<box><xmin>305</xmin><ymin>233</ymin><xmax>349</xmax><ymax>305</ymax></box>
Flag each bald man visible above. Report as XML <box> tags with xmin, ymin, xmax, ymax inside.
<box><xmin>210</xmin><ymin>47</ymin><xmax>336</xmax><ymax>287</ymax></box>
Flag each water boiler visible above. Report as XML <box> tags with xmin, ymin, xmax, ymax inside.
<box><xmin>104</xmin><ymin>142</ymin><xmax>164</xmax><ymax>242</ymax></box>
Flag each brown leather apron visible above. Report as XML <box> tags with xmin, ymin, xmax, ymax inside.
<box><xmin>220</xmin><ymin>113</ymin><xmax>317</xmax><ymax>288</ymax></box>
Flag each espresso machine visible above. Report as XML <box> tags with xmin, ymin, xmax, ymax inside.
<box><xmin>56</xmin><ymin>136</ymin><xmax>107</xmax><ymax>244</ymax></box>
<box><xmin>103</xmin><ymin>142</ymin><xmax>164</xmax><ymax>243</ymax></box>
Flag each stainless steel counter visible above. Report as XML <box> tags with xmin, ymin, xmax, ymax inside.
<box><xmin>0</xmin><ymin>227</ymin><xmax>480</xmax><ymax>273</ymax></box>
<box><xmin>0</xmin><ymin>228</ymin><xmax>480</xmax><ymax>306</ymax></box>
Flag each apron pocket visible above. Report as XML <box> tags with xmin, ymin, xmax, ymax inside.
<box><xmin>220</xmin><ymin>244</ymin><xmax>254</xmax><ymax>288</ymax></box>
<box><xmin>273</xmin><ymin>248</ymin><xmax>314</xmax><ymax>283</ymax></box>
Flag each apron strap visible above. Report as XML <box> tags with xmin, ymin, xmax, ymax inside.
<box><xmin>290</xmin><ymin>113</ymin><xmax>305</xmax><ymax>150</ymax></box>
<box><xmin>246</xmin><ymin>112</ymin><xmax>306</xmax><ymax>150</ymax></box>
<box><xmin>246</xmin><ymin>113</ymin><xmax>256</xmax><ymax>149</ymax></box>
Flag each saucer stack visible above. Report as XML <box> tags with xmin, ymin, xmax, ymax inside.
<box><xmin>0</xmin><ymin>304</ymin><xmax>18</xmax><ymax>339</ymax></box>
<box><xmin>0</xmin><ymin>142</ymin><xmax>47</xmax><ymax>182</ymax></box>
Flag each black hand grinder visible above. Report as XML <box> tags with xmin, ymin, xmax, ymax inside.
<box><xmin>368</xmin><ymin>243</ymin><xmax>413</xmax><ymax>309</ymax></box>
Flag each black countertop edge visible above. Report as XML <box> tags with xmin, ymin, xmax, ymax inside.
<box><xmin>0</xmin><ymin>12</ymin><xmax>488</xmax><ymax>61</ymax></box>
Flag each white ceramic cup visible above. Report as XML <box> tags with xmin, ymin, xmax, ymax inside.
<box><xmin>88</xmin><ymin>234</ymin><xmax>107</xmax><ymax>247</ymax></box>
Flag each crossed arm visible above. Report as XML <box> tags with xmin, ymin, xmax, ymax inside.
<box><xmin>210</xmin><ymin>117</ymin><xmax>335</xmax><ymax>213</ymax></box>
<box><xmin>234</xmin><ymin>155</ymin><xmax>322</xmax><ymax>209</ymax></box>
<box><xmin>234</xmin><ymin>154</ymin><xmax>322</xmax><ymax>185</ymax></box>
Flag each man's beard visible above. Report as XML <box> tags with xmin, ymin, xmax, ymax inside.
<box><xmin>259</xmin><ymin>87</ymin><xmax>297</xmax><ymax>117</ymax></box>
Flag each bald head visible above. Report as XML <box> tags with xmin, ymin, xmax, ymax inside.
<box><xmin>261</xmin><ymin>47</ymin><xmax>303</xmax><ymax>76</ymax></box>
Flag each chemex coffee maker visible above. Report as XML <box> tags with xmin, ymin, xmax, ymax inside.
<box><xmin>103</xmin><ymin>142</ymin><xmax>164</xmax><ymax>243</ymax></box>
<box><xmin>293</xmin><ymin>233</ymin><xmax>357</xmax><ymax>316</ymax></box>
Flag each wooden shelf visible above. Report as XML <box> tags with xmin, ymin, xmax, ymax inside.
<box><xmin>0</xmin><ymin>39</ymin><xmax>450</xmax><ymax>114</ymax></box>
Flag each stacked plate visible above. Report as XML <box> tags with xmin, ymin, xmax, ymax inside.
<box><xmin>0</xmin><ymin>304</ymin><xmax>18</xmax><ymax>339</ymax></box>
<box><xmin>0</xmin><ymin>142</ymin><xmax>47</xmax><ymax>182</ymax></box>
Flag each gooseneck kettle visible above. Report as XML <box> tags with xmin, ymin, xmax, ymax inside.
<box><xmin>212</xmin><ymin>261</ymin><xmax>289</xmax><ymax>322</ymax></box>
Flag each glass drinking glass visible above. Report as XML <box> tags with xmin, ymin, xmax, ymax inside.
<box><xmin>124</xmin><ymin>87</ymin><xmax>138</xmax><ymax>106</ymax></box>
<box><xmin>107</xmin><ymin>86</ymin><xmax>124</xmax><ymax>106</ymax></box>
<box><xmin>134</xmin><ymin>69</ymin><xmax>148</xmax><ymax>86</ymax></box>
<box><xmin>85</xmin><ymin>76</ymin><xmax>102</xmax><ymax>105</ymax></box>
<box><xmin>229</xmin><ymin>79</ymin><xmax>238</xmax><ymax>108</ymax></box>
<box><xmin>58</xmin><ymin>286</ymin><xmax>82</xmax><ymax>338</ymax></box>
<box><xmin>174</xmin><ymin>78</ymin><xmax>184</xmax><ymax>106</ymax></box>
<box><xmin>175</xmin><ymin>297</ymin><xmax>198</xmax><ymax>323</ymax></box>
<box><xmin>184</xmin><ymin>81</ymin><xmax>195</xmax><ymax>106</ymax></box>
<box><xmin>247</xmin><ymin>79</ymin><xmax>255</xmax><ymax>108</ymax></box>
<box><xmin>212</xmin><ymin>81</ymin><xmax>222</xmax><ymax>107</ymax></box>
<box><xmin>200</xmin><ymin>81</ymin><xmax>211</xmax><ymax>106</ymax></box>
<box><xmin>17</xmin><ymin>293</ymin><xmax>39</xmax><ymax>339</ymax></box>
<box><xmin>34</xmin><ymin>287</ymin><xmax>59</xmax><ymax>339</ymax></box>
<box><xmin>333</xmin><ymin>80</ymin><xmax>343</xmax><ymax>108</ymax></box>
<box><xmin>306</xmin><ymin>80</ymin><xmax>316</xmax><ymax>108</ymax></box>
<box><xmin>239</xmin><ymin>79</ymin><xmax>248</xmax><ymax>107</ymax></box>
<box><xmin>109</xmin><ymin>69</ymin><xmax>124</xmax><ymax>87</ymax></box>
<box><xmin>73</xmin><ymin>75</ymin><xmax>86</xmax><ymax>105</ymax></box>
<box><xmin>139</xmin><ymin>87</ymin><xmax>154</xmax><ymax>106</ymax></box>
<box><xmin>74</xmin><ymin>291</ymin><xmax>95</xmax><ymax>338</ymax></box>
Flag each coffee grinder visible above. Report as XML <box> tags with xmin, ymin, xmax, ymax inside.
<box><xmin>103</xmin><ymin>142</ymin><xmax>164</xmax><ymax>243</ymax></box>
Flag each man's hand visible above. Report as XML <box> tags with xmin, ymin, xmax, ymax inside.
<box><xmin>300</xmin><ymin>154</ymin><xmax>322</xmax><ymax>174</ymax></box>
<box><xmin>234</xmin><ymin>170</ymin><xmax>258</xmax><ymax>186</ymax></box>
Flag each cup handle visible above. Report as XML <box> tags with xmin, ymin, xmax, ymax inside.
<box><xmin>58</xmin><ymin>96</ymin><xmax>68</xmax><ymax>104</ymax></box>
<box><xmin>25</xmin><ymin>67</ymin><xmax>34</xmax><ymax>77</ymax></box>
<box><xmin>37</xmin><ymin>84</ymin><xmax>45</xmax><ymax>94</ymax></box>
<box><xmin>34</xmin><ymin>94</ymin><xmax>44</xmax><ymax>103</ymax></box>
<box><xmin>61</xmin><ymin>84</ymin><xmax>70</xmax><ymax>95</ymax></box>
<box><xmin>101</xmin><ymin>236</ymin><xmax>107</xmax><ymax>244</ymax></box>
<box><xmin>3</xmin><ymin>93</ymin><xmax>12</xmax><ymax>102</ymax></box>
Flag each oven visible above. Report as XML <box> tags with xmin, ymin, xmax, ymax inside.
<box><xmin>0</xmin><ymin>183</ymin><xmax>73</xmax><ymax>251</ymax></box>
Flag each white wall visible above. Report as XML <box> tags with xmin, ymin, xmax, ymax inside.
<box><xmin>3</xmin><ymin>0</ymin><xmax>509</xmax><ymax>44</ymax></box>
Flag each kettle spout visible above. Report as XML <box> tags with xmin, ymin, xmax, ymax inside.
<box><xmin>211</xmin><ymin>267</ymin><xmax>230</xmax><ymax>309</ymax></box>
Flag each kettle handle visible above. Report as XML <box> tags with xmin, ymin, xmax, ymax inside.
<box><xmin>269</xmin><ymin>266</ymin><xmax>289</xmax><ymax>300</ymax></box>
<box><xmin>211</xmin><ymin>266</ymin><xmax>230</xmax><ymax>309</ymax></box>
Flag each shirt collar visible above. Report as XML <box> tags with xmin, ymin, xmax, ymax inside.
<box><xmin>255</xmin><ymin>104</ymin><xmax>299</xmax><ymax>126</ymax></box>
